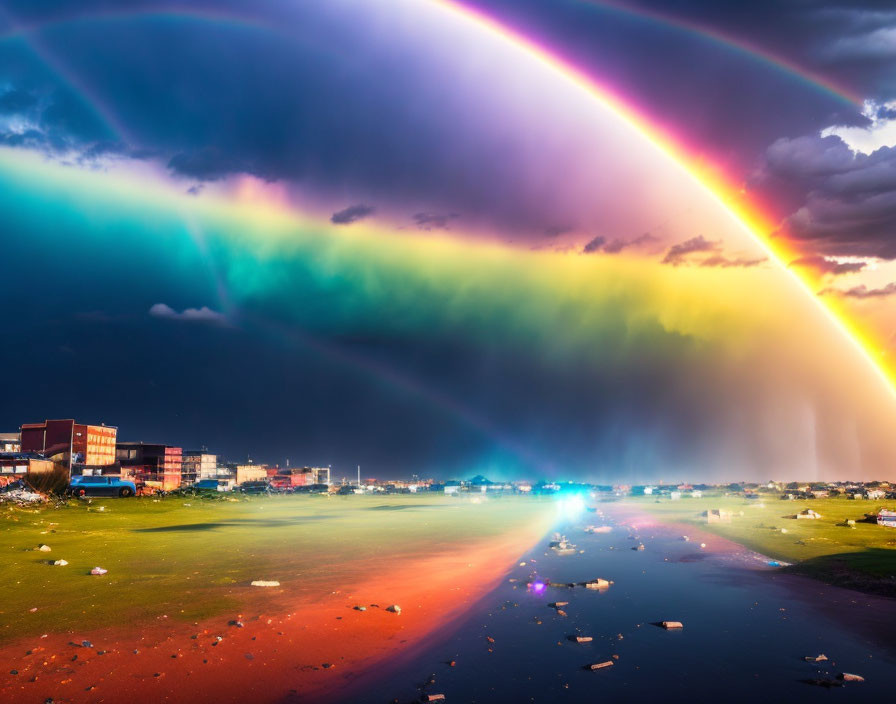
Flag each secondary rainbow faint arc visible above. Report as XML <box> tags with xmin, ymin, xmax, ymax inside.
<box><xmin>579</xmin><ymin>0</ymin><xmax>861</xmax><ymax>106</ymax></box>
<box><xmin>434</xmin><ymin>0</ymin><xmax>896</xmax><ymax>399</ymax></box>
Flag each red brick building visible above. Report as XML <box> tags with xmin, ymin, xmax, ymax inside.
<box><xmin>20</xmin><ymin>419</ymin><xmax>117</xmax><ymax>469</ymax></box>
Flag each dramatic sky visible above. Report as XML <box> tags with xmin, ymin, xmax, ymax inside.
<box><xmin>3</xmin><ymin>0</ymin><xmax>896</xmax><ymax>481</ymax></box>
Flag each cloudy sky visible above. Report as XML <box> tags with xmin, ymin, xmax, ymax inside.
<box><xmin>2</xmin><ymin>0</ymin><xmax>896</xmax><ymax>481</ymax></box>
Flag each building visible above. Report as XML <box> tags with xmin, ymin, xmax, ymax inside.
<box><xmin>266</xmin><ymin>466</ymin><xmax>331</xmax><ymax>490</ymax></box>
<box><xmin>117</xmin><ymin>442</ymin><xmax>183</xmax><ymax>492</ymax></box>
<box><xmin>181</xmin><ymin>451</ymin><xmax>217</xmax><ymax>486</ymax></box>
<box><xmin>0</xmin><ymin>452</ymin><xmax>54</xmax><ymax>483</ymax></box>
<box><xmin>235</xmin><ymin>464</ymin><xmax>269</xmax><ymax>485</ymax></box>
<box><xmin>20</xmin><ymin>419</ymin><xmax>117</xmax><ymax>469</ymax></box>
<box><xmin>0</xmin><ymin>432</ymin><xmax>21</xmax><ymax>453</ymax></box>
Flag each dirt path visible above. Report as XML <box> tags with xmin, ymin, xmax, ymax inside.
<box><xmin>0</xmin><ymin>519</ymin><xmax>551</xmax><ymax>704</ymax></box>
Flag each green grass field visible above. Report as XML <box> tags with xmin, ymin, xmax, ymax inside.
<box><xmin>0</xmin><ymin>493</ymin><xmax>548</xmax><ymax>646</ymax></box>
<box><xmin>621</xmin><ymin>494</ymin><xmax>896</xmax><ymax>594</ymax></box>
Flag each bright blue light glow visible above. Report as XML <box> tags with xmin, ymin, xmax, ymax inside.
<box><xmin>556</xmin><ymin>494</ymin><xmax>585</xmax><ymax>519</ymax></box>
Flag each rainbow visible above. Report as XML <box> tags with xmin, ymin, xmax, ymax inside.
<box><xmin>0</xmin><ymin>0</ymin><xmax>890</xmax><ymax>402</ymax></box>
<box><xmin>432</xmin><ymin>0</ymin><xmax>893</xmax><ymax>398</ymax></box>
<box><xmin>578</xmin><ymin>0</ymin><xmax>861</xmax><ymax>106</ymax></box>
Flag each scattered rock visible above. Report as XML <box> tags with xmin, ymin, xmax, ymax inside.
<box><xmin>573</xmin><ymin>636</ymin><xmax>593</xmax><ymax>643</ymax></box>
<box><xmin>386</xmin><ymin>605</ymin><xmax>401</xmax><ymax>614</ymax></box>
<box><xmin>354</xmin><ymin>606</ymin><xmax>367</xmax><ymax>611</ymax></box>
<box><xmin>81</xmin><ymin>640</ymin><xmax>93</xmax><ymax>648</ymax></box>
<box><xmin>52</xmin><ymin>560</ymin><xmax>68</xmax><ymax>566</ymax></box>
<box><xmin>804</xmin><ymin>654</ymin><xmax>828</xmax><ymax>662</ymax></box>
<box><xmin>422</xmin><ymin>695</ymin><xmax>445</xmax><ymax>702</ymax></box>
<box><xmin>584</xmin><ymin>578</ymin><xmax>610</xmax><ymax>590</ymax></box>
<box><xmin>250</xmin><ymin>580</ymin><xmax>280</xmax><ymax>587</ymax></box>
<box><xmin>838</xmin><ymin>673</ymin><xmax>865</xmax><ymax>682</ymax></box>
<box><xmin>661</xmin><ymin>621</ymin><xmax>683</xmax><ymax>630</ymax></box>
<box><xmin>37</xmin><ymin>544</ymin><xmax>51</xmax><ymax>552</ymax></box>
<box><xmin>90</xmin><ymin>567</ymin><xmax>108</xmax><ymax>576</ymax></box>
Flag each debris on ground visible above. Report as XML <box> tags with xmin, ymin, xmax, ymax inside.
<box><xmin>837</xmin><ymin>673</ymin><xmax>865</xmax><ymax>682</ymax></box>
<box><xmin>90</xmin><ymin>567</ymin><xmax>108</xmax><ymax>575</ymax></box>
<box><xmin>386</xmin><ymin>605</ymin><xmax>401</xmax><ymax>614</ymax></box>
<box><xmin>550</xmin><ymin>535</ymin><xmax>577</xmax><ymax>556</ymax></box>
<box><xmin>549</xmin><ymin>602</ymin><xmax>568</xmax><ymax>609</ymax></box>
<box><xmin>661</xmin><ymin>621</ymin><xmax>683</xmax><ymax>629</ymax></box>
<box><xmin>589</xmin><ymin>661</ymin><xmax>614</xmax><ymax>670</ymax></box>
<box><xmin>354</xmin><ymin>605</ymin><xmax>367</xmax><ymax>611</ymax></box>
<box><xmin>37</xmin><ymin>544</ymin><xmax>51</xmax><ymax>552</ymax></box>
<box><xmin>422</xmin><ymin>695</ymin><xmax>446</xmax><ymax>702</ymax></box>
<box><xmin>584</xmin><ymin>578</ymin><xmax>610</xmax><ymax>589</ymax></box>
<box><xmin>52</xmin><ymin>559</ymin><xmax>68</xmax><ymax>566</ymax></box>
<box><xmin>803</xmin><ymin>654</ymin><xmax>828</xmax><ymax>662</ymax></box>
<box><xmin>573</xmin><ymin>636</ymin><xmax>593</xmax><ymax>643</ymax></box>
<box><xmin>250</xmin><ymin>580</ymin><xmax>280</xmax><ymax>587</ymax></box>
<box><xmin>632</xmin><ymin>543</ymin><xmax>645</xmax><ymax>551</ymax></box>
<box><xmin>0</xmin><ymin>480</ymin><xmax>47</xmax><ymax>504</ymax></box>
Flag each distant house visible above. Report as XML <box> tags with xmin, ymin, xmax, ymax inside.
<box><xmin>670</xmin><ymin>491</ymin><xmax>681</xmax><ymax>500</ymax></box>
<box><xmin>866</xmin><ymin>489</ymin><xmax>886</xmax><ymax>500</ymax></box>
<box><xmin>690</xmin><ymin>490</ymin><xmax>703</xmax><ymax>499</ymax></box>
<box><xmin>0</xmin><ymin>452</ymin><xmax>54</xmax><ymax>484</ymax></box>
<box><xmin>0</xmin><ymin>432</ymin><xmax>20</xmax><ymax>453</ymax></box>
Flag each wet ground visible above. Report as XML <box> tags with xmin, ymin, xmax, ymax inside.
<box><xmin>338</xmin><ymin>509</ymin><xmax>896</xmax><ymax>703</ymax></box>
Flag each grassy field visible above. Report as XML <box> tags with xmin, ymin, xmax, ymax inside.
<box><xmin>620</xmin><ymin>494</ymin><xmax>896</xmax><ymax>594</ymax></box>
<box><xmin>0</xmin><ymin>492</ymin><xmax>549</xmax><ymax>646</ymax></box>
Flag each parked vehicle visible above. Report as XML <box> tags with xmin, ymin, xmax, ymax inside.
<box><xmin>69</xmin><ymin>475</ymin><xmax>137</xmax><ymax>498</ymax></box>
<box><xmin>292</xmin><ymin>483</ymin><xmax>330</xmax><ymax>494</ymax></box>
<box><xmin>238</xmin><ymin>480</ymin><xmax>275</xmax><ymax>494</ymax></box>
<box><xmin>193</xmin><ymin>479</ymin><xmax>233</xmax><ymax>492</ymax></box>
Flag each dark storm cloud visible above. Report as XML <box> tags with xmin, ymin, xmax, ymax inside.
<box><xmin>413</xmin><ymin>212</ymin><xmax>459</xmax><ymax>230</ymax></box>
<box><xmin>0</xmin><ymin>0</ymin><xmax>880</xmax><ymax>246</ymax></box>
<box><xmin>582</xmin><ymin>235</ymin><xmax>605</xmax><ymax>253</ymax></box>
<box><xmin>602</xmin><ymin>232</ymin><xmax>657</xmax><ymax>254</ymax></box>
<box><xmin>583</xmin><ymin>232</ymin><xmax>657</xmax><ymax>255</ymax></box>
<box><xmin>819</xmin><ymin>281</ymin><xmax>896</xmax><ymax>298</ymax></box>
<box><xmin>167</xmin><ymin>148</ymin><xmax>247</xmax><ymax>182</ymax></box>
<box><xmin>661</xmin><ymin>235</ymin><xmax>719</xmax><ymax>265</ymax></box>
<box><xmin>789</xmin><ymin>254</ymin><xmax>867</xmax><ymax>275</ymax></box>
<box><xmin>699</xmin><ymin>254</ymin><xmax>766</xmax><ymax>269</ymax></box>
<box><xmin>331</xmin><ymin>204</ymin><xmax>375</xmax><ymax>225</ymax></box>
<box><xmin>755</xmin><ymin>133</ymin><xmax>896</xmax><ymax>258</ymax></box>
